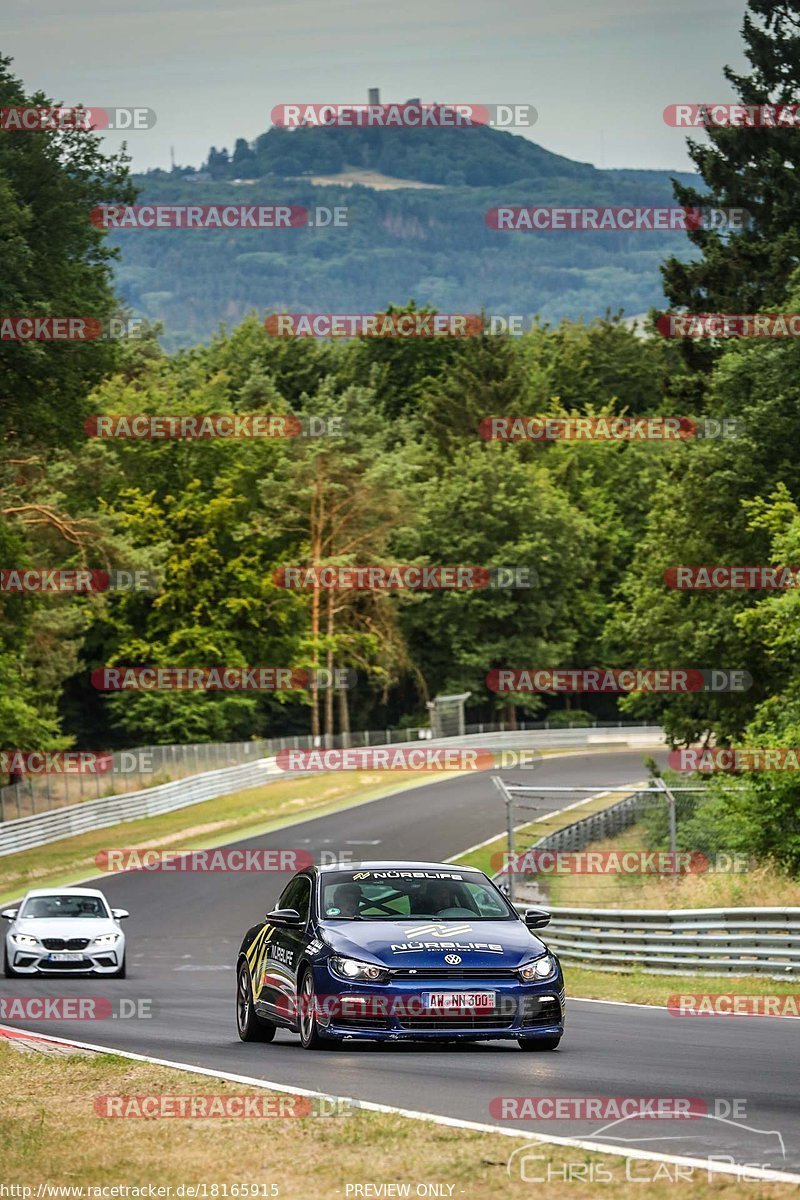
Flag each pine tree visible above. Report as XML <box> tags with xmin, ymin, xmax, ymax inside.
<box><xmin>663</xmin><ymin>2</ymin><xmax>800</xmax><ymax>315</ymax></box>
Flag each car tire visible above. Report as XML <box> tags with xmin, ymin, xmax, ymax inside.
<box><xmin>3</xmin><ymin>947</ymin><xmax>21</xmax><ymax>979</ymax></box>
<box><xmin>298</xmin><ymin>967</ymin><xmax>330</xmax><ymax>1050</ymax></box>
<box><xmin>518</xmin><ymin>1035</ymin><xmax>561</xmax><ymax>1051</ymax></box>
<box><xmin>110</xmin><ymin>955</ymin><xmax>126</xmax><ymax>979</ymax></box>
<box><xmin>236</xmin><ymin>960</ymin><xmax>276</xmax><ymax>1042</ymax></box>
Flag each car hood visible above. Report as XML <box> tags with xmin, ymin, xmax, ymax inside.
<box><xmin>318</xmin><ymin>918</ymin><xmax>546</xmax><ymax>968</ymax></box>
<box><xmin>11</xmin><ymin>918</ymin><xmax>119</xmax><ymax>939</ymax></box>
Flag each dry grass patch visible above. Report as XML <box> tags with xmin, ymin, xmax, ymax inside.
<box><xmin>0</xmin><ymin>1041</ymin><xmax>796</xmax><ymax>1198</ymax></box>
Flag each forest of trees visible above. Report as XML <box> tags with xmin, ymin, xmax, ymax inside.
<box><xmin>2</xmin><ymin>0</ymin><xmax>800</xmax><ymax>873</ymax></box>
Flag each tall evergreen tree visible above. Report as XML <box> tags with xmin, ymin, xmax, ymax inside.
<box><xmin>663</xmin><ymin>2</ymin><xmax>800</xmax><ymax>316</ymax></box>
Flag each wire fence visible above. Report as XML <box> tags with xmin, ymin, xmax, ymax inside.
<box><xmin>0</xmin><ymin>718</ymin><xmax>658</xmax><ymax>822</ymax></box>
<box><xmin>492</xmin><ymin>779</ymin><xmax>749</xmax><ymax>908</ymax></box>
<box><xmin>0</xmin><ymin>715</ymin><xmax>657</xmax><ymax>820</ymax></box>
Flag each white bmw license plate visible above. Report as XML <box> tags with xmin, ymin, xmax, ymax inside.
<box><xmin>48</xmin><ymin>952</ymin><xmax>84</xmax><ymax>962</ymax></box>
<box><xmin>424</xmin><ymin>991</ymin><xmax>496</xmax><ymax>1010</ymax></box>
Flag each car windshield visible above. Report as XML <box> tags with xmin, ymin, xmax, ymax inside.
<box><xmin>20</xmin><ymin>895</ymin><xmax>109</xmax><ymax>919</ymax></box>
<box><xmin>319</xmin><ymin>870</ymin><xmax>516</xmax><ymax>920</ymax></box>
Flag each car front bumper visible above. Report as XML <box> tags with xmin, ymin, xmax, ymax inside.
<box><xmin>6</xmin><ymin>939</ymin><xmax>124</xmax><ymax>975</ymax></box>
<box><xmin>313</xmin><ymin>962</ymin><xmax>566</xmax><ymax>1041</ymax></box>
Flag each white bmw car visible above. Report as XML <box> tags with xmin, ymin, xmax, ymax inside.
<box><xmin>3</xmin><ymin>887</ymin><xmax>128</xmax><ymax>977</ymax></box>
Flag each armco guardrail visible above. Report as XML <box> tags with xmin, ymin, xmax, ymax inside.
<box><xmin>0</xmin><ymin>719</ymin><xmax>660</xmax><ymax>821</ymax></box>
<box><xmin>539</xmin><ymin>906</ymin><xmax>800</xmax><ymax>976</ymax></box>
<box><xmin>0</xmin><ymin>725</ymin><xmax>663</xmax><ymax>858</ymax></box>
<box><xmin>0</xmin><ymin>758</ymin><xmax>284</xmax><ymax>858</ymax></box>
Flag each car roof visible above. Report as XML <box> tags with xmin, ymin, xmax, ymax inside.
<box><xmin>314</xmin><ymin>860</ymin><xmax>485</xmax><ymax>874</ymax></box>
<box><xmin>22</xmin><ymin>887</ymin><xmax>107</xmax><ymax>898</ymax></box>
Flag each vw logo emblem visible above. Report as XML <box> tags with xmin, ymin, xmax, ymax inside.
<box><xmin>444</xmin><ymin>953</ymin><xmax>461</xmax><ymax>965</ymax></box>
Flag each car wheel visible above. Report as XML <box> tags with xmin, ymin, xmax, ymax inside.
<box><xmin>110</xmin><ymin>955</ymin><xmax>126</xmax><ymax>979</ymax></box>
<box><xmin>236</xmin><ymin>960</ymin><xmax>276</xmax><ymax>1042</ymax></box>
<box><xmin>298</xmin><ymin>967</ymin><xmax>330</xmax><ymax>1050</ymax></box>
<box><xmin>3</xmin><ymin>947</ymin><xmax>21</xmax><ymax>979</ymax></box>
<box><xmin>518</xmin><ymin>1035</ymin><xmax>561</xmax><ymax>1051</ymax></box>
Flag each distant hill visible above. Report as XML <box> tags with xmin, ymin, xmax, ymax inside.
<box><xmin>113</xmin><ymin>122</ymin><xmax>699</xmax><ymax>350</ymax></box>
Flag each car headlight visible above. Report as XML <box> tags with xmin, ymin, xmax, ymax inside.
<box><xmin>330</xmin><ymin>955</ymin><xmax>387</xmax><ymax>983</ymax></box>
<box><xmin>91</xmin><ymin>933</ymin><xmax>120</xmax><ymax>947</ymax></box>
<box><xmin>517</xmin><ymin>953</ymin><xmax>556</xmax><ymax>982</ymax></box>
<box><xmin>10</xmin><ymin>934</ymin><xmax>41</xmax><ymax>948</ymax></box>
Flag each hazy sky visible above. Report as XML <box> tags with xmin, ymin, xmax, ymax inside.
<box><xmin>6</xmin><ymin>0</ymin><xmax>749</xmax><ymax>173</ymax></box>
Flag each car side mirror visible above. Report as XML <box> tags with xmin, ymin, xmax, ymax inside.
<box><xmin>111</xmin><ymin>908</ymin><xmax>130</xmax><ymax>920</ymax></box>
<box><xmin>1</xmin><ymin>909</ymin><xmax>18</xmax><ymax>921</ymax></box>
<box><xmin>524</xmin><ymin>907</ymin><xmax>551</xmax><ymax>930</ymax></box>
<box><xmin>266</xmin><ymin>907</ymin><xmax>303</xmax><ymax>928</ymax></box>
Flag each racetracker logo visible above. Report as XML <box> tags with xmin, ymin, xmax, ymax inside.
<box><xmin>0</xmin><ymin>317</ymin><xmax>104</xmax><ymax>340</ymax></box>
<box><xmin>480</xmin><ymin>416</ymin><xmax>696</xmax><ymax>441</ymax></box>
<box><xmin>0</xmin><ymin>751</ymin><xmax>115</xmax><ymax>775</ymax></box>
<box><xmin>490</xmin><ymin>1097</ymin><xmax>708</xmax><ymax>1120</ymax></box>
<box><xmin>271</xmin><ymin>102</ymin><xmax>537</xmax><ymax>128</ymax></box>
<box><xmin>664</xmin><ymin>103</ymin><xmax>800</xmax><ymax>128</ymax></box>
<box><xmin>492</xmin><ymin>850</ymin><xmax>713</xmax><ymax>875</ymax></box>
<box><xmin>657</xmin><ymin>313</ymin><xmax>800</xmax><ymax>338</ymax></box>
<box><xmin>486</xmin><ymin>668</ymin><xmax>752</xmax><ymax>693</ymax></box>
<box><xmin>669</xmin><ymin>747</ymin><xmax>800</xmax><ymax>772</ymax></box>
<box><xmin>0</xmin><ymin>998</ymin><xmax>152</xmax><ymax>1020</ymax></box>
<box><xmin>89</xmin><ymin>205</ymin><xmax>347</xmax><ymax>229</ymax></box>
<box><xmin>84</xmin><ymin>414</ymin><xmax>342</xmax><ymax>439</ymax></box>
<box><xmin>486</xmin><ymin>207</ymin><xmax>751</xmax><ymax>232</ymax></box>
<box><xmin>277</xmin><ymin>747</ymin><xmax>495</xmax><ymax>771</ymax></box>
<box><xmin>667</xmin><ymin>994</ymin><xmax>800</xmax><ymax>1017</ymax></box>
<box><xmin>0</xmin><ymin>107</ymin><xmax>156</xmax><ymax>131</ymax></box>
<box><xmin>91</xmin><ymin>667</ymin><xmax>355</xmax><ymax>690</ymax></box>
<box><xmin>273</xmin><ymin>565</ymin><xmax>534</xmax><ymax>589</ymax></box>
<box><xmin>94</xmin><ymin>848</ymin><xmax>312</xmax><ymax>872</ymax></box>
<box><xmin>0</xmin><ymin>569</ymin><xmax>158</xmax><ymax>593</ymax></box>
<box><xmin>265</xmin><ymin>313</ymin><xmax>482</xmax><ymax>338</ymax></box>
<box><xmin>94</xmin><ymin>1095</ymin><xmax>350</xmax><ymax>1118</ymax></box>
<box><xmin>665</xmin><ymin>566</ymin><xmax>800</xmax><ymax>589</ymax></box>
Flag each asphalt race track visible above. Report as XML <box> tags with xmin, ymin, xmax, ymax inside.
<box><xmin>2</xmin><ymin>748</ymin><xmax>798</xmax><ymax>1175</ymax></box>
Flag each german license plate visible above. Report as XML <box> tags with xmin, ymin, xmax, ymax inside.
<box><xmin>424</xmin><ymin>991</ymin><xmax>496</xmax><ymax>1010</ymax></box>
<box><xmin>48</xmin><ymin>952</ymin><xmax>84</xmax><ymax>962</ymax></box>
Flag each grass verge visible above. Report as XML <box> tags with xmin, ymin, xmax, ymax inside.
<box><xmin>1</xmin><ymin>1039</ymin><xmax>796</xmax><ymax>1196</ymax></box>
<box><xmin>564</xmin><ymin>966</ymin><xmax>800</xmax><ymax>1007</ymax></box>
<box><xmin>544</xmin><ymin>822</ymin><xmax>800</xmax><ymax>909</ymax></box>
